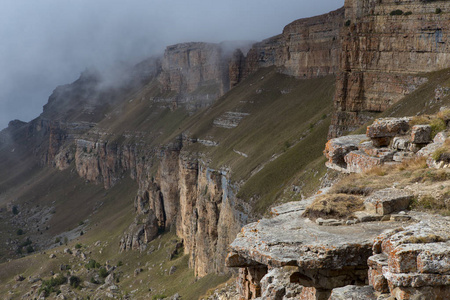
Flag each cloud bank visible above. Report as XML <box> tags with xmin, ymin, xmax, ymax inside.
<box><xmin>0</xmin><ymin>0</ymin><xmax>343</xmax><ymax>129</ymax></box>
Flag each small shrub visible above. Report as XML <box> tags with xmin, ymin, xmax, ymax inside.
<box><xmin>429</xmin><ymin>118</ymin><xmax>446</xmax><ymax>138</ymax></box>
<box><xmin>117</xmin><ymin>261</ymin><xmax>123</xmax><ymax>267</ymax></box>
<box><xmin>69</xmin><ymin>276</ymin><xmax>81</xmax><ymax>288</ymax></box>
<box><xmin>55</xmin><ymin>237</ymin><xmax>60</xmax><ymax>244</ymax></box>
<box><xmin>26</xmin><ymin>245</ymin><xmax>34</xmax><ymax>253</ymax></box>
<box><xmin>12</xmin><ymin>206</ymin><xmax>19</xmax><ymax>215</ymax></box>
<box><xmin>404</xmin><ymin>11</ymin><xmax>412</xmax><ymax>16</ymax></box>
<box><xmin>16</xmin><ymin>229</ymin><xmax>24</xmax><ymax>236</ymax></box>
<box><xmin>75</xmin><ymin>243</ymin><xmax>82</xmax><ymax>249</ymax></box>
<box><xmin>90</xmin><ymin>276</ymin><xmax>99</xmax><ymax>284</ymax></box>
<box><xmin>436</xmin><ymin>8</ymin><xmax>442</xmax><ymax>14</ymax></box>
<box><xmin>152</xmin><ymin>295</ymin><xmax>167</xmax><ymax>300</ymax></box>
<box><xmin>98</xmin><ymin>267</ymin><xmax>108</xmax><ymax>278</ymax></box>
<box><xmin>85</xmin><ymin>259</ymin><xmax>98</xmax><ymax>270</ymax></box>
<box><xmin>38</xmin><ymin>274</ymin><xmax>67</xmax><ymax>297</ymax></box>
<box><xmin>344</xmin><ymin>20</ymin><xmax>351</xmax><ymax>27</ymax></box>
<box><xmin>390</xmin><ymin>9</ymin><xmax>404</xmax><ymax>16</ymax></box>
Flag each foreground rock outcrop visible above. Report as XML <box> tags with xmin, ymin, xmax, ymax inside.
<box><xmin>226</xmin><ymin>193</ymin><xmax>450</xmax><ymax>299</ymax></box>
<box><xmin>325</xmin><ymin>114</ymin><xmax>450</xmax><ymax>173</ymax></box>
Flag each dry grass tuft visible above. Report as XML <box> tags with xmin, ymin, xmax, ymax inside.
<box><xmin>437</xmin><ymin>109</ymin><xmax>450</xmax><ymax>122</ymax></box>
<box><xmin>303</xmin><ymin>193</ymin><xmax>364</xmax><ymax>220</ymax></box>
<box><xmin>396</xmin><ymin>156</ymin><xmax>428</xmax><ymax>171</ymax></box>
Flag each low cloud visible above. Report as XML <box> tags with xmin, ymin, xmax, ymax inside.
<box><xmin>0</xmin><ymin>0</ymin><xmax>342</xmax><ymax>129</ymax></box>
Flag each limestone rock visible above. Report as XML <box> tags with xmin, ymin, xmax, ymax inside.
<box><xmin>345</xmin><ymin>150</ymin><xmax>382</xmax><ymax>173</ymax></box>
<box><xmin>324</xmin><ymin>134</ymin><xmax>367</xmax><ymax>168</ymax></box>
<box><xmin>411</xmin><ymin>125</ymin><xmax>432</xmax><ymax>144</ymax></box>
<box><xmin>364</xmin><ymin>188</ymin><xmax>413</xmax><ymax>216</ymax></box>
<box><xmin>366</xmin><ymin>118</ymin><xmax>410</xmax><ymax>139</ymax></box>
<box><xmin>328</xmin><ymin>285</ymin><xmax>377</xmax><ymax>300</ymax></box>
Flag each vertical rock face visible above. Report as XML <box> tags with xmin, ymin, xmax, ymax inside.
<box><xmin>240</xmin><ymin>8</ymin><xmax>344</xmax><ymax>81</ymax></box>
<box><xmin>119</xmin><ymin>147</ymin><xmax>250</xmax><ymax>277</ymax></box>
<box><xmin>158</xmin><ymin>42</ymin><xmax>231</xmax><ymax>108</ymax></box>
<box><xmin>330</xmin><ymin>0</ymin><xmax>450</xmax><ymax>138</ymax></box>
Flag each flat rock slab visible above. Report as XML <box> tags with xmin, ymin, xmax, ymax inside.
<box><xmin>364</xmin><ymin>188</ymin><xmax>413</xmax><ymax>215</ymax></box>
<box><xmin>227</xmin><ymin>200</ymin><xmax>407</xmax><ymax>270</ymax></box>
<box><xmin>329</xmin><ymin>285</ymin><xmax>377</xmax><ymax>300</ymax></box>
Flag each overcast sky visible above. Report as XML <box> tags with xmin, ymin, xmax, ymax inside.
<box><xmin>0</xmin><ymin>0</ymin><xmax>343</xmax><ymax>129</ymax></box>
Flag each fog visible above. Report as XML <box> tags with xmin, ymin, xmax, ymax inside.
<box><xmin>0</xmin><ymin>0</ymin><xmax>343</xmax><ymax>129</ymax></box>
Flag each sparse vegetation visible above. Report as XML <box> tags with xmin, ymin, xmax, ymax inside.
<box><xmin>69</xmin><ymin>275</ymin><xmax>81</xmax><ymax>288</ymax></box>
<box><xmin>38</xmin><ymin>274</ymin><xmax>67</xmax><ymax>297</ymax></box>
<box><xmin>436</xmin><ymin>8</ymin><xmax>442</xmax><ymax>14</ymax></box>
<box><xmin>303</xmin><ymin>194</ymin><xmax>364</xmax><ymax>220</ymax></box>
<box><xmin>98</xmin><ymin>267</ymin><xmax>108</xmax><ymax>278</ymax></box>
<box><xmin>11</xmin><ymin>206</ymin><xmax>18</xmax><ymax>215</ymax></box>
<box><xmin>390</xmin><ymin>9</ymin><xmax>404</xmax><ymax>16</ymax></box>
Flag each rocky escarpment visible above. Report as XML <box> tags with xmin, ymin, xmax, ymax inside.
<box><xmin>330</xmin><ymin>0</ymin><xmax>450</xmax><ymax>138</ymax></box>
<box><xmin>52</xmin><ymin>130</ymin><xmax>252</xmax><ymax>277</ymax></box>
<box><xmin>120</xmin><ymin>147</ymin><xmax>252</xmax><ymax>277</ymax></box>
<box><xmin>158</xmin><ymin>42</ymin><xmax>232</xmax><ymax>109</ymax></box>
<box><xmin>229</xmin><ymin>8</ymin><xmax>343</xmax><ymax>86</ymax></box>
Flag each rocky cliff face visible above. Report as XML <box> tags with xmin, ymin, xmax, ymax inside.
<box><xmin>69</xmin><ymin>134</ymin><xmax>251</xmax><ymax>277</ymax></box>
<box><xmin>158</xmin><ymin>42</ymin><xmax>231</xmax><ymax>109</ymax></box>
<box><xmin>330</xmin><ymin>0</ymin><xmax>450</xmax><ymax>138</ymax></box>
<box><xmin>237</xmin><ymin>8</ymin><xmax>344</xmax><ymax>83</ymax></box>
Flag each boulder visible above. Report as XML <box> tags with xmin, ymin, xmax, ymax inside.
<box><xmin>364</xmin><ymin>188</ymin><xmax>413</xmax><ymax>216</ymax></box>
<box><xmin>366</xmin><ymin>118</ymin><xmax>411</xmax><ymax>138</ymax></box>
<box><xmin>411</xmin><ymin>125</ymin><xmax>432</xmax><ymax>144</ymax></box>
<box><xmin>324</xmin><ymin>134</ymin><xmax>367</xmax><ymax>167</ymax></box>
<box><xmin>344</xmin><ymin>151</ymin><xmax>382</xmax><ymax>173</ymax></box>
<box><xmin>392</xmin><ymin>137</ymin><xmax>409</xmax><ymax>151</ymax></box>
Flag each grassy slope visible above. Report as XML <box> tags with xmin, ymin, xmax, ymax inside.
<box><xmin>179</xmin><ymin>68</ymin><xmax>336</xmax><ymax>213</ymax></box>
<box><xmin>91</xmin><ymin>68</ymin><xmax>337</xmax><ymax>214</ymax></box>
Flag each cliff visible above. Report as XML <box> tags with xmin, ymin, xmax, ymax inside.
<box><xmin>330</xmin><ymin>0</ymin><xmax>450</xmax><ymax>138</ymax></box>
<box><xmin>236</xmin><ymin>8</ymin><xmax>344</xmax><ymax>82</ymax></box>
<box><xmin>158</xmin><ymin>42</ymin><xmax>232</xmax><ymax>109</ymax></box>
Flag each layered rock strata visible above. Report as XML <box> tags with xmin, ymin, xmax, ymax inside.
<box><xmin>330</xmin><ymin>0</ymin><xmax>450</xmax><ymax>138</ymax></box>
<box><xmin>238</xmin><ymin>8</ymin><xmax>343</xmax><ymax>82</ymax></box>
<box><xmin>158</xmin><ymin>42</ymin><xmax>231</xmax><ymax>109</ymax></box>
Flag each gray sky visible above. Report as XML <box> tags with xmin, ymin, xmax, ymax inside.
<box><xmin>0</xmin><ymin>0</ymin><xmax>343</xmax><ymax>129</ymax></box>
